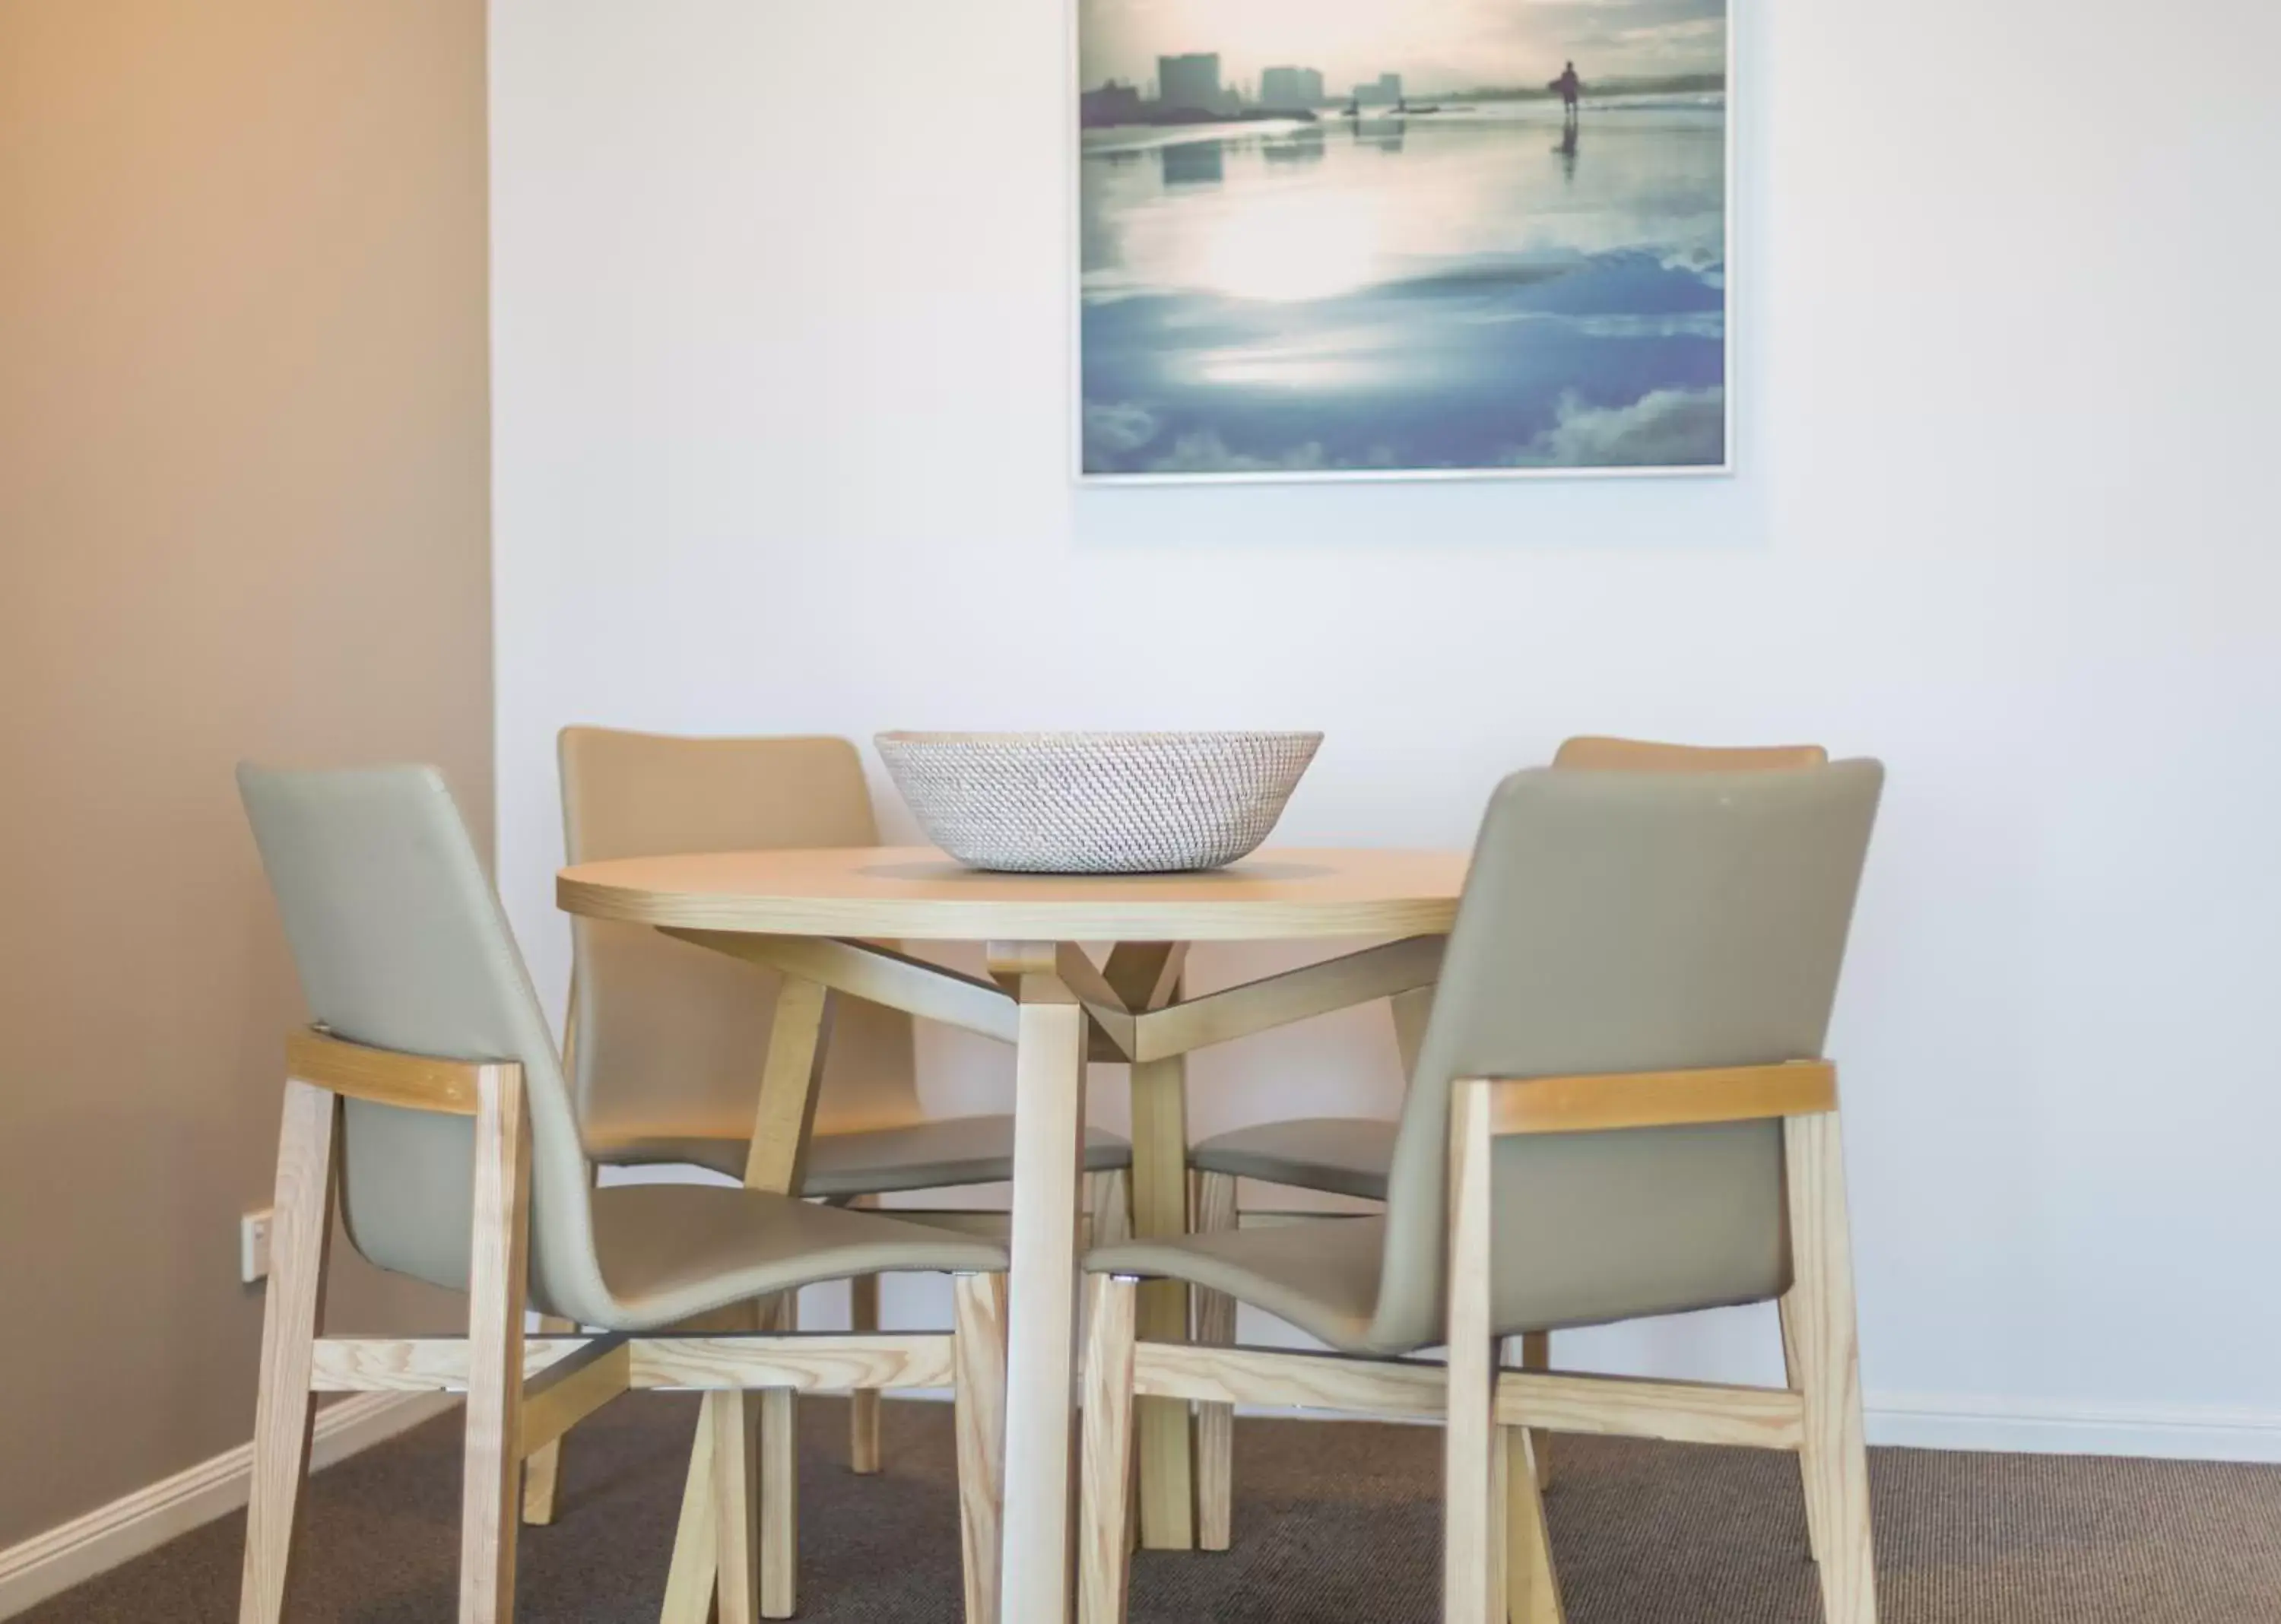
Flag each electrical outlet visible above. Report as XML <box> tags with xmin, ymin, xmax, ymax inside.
<box><xmin>240</xmin><ymin>1208</ymin><xmax>274</xmax><ymax>1284</ymax></box>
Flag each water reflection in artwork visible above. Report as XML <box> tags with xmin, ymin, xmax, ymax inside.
<box><xmin>1077</xmin><ymin>0</ymin><xmax>1731</xmax><ymax>479</ymax></box>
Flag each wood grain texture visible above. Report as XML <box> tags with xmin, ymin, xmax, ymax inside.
<box><xmin>1390</xmin><ymin>983</ymin><xmax>1434</xmax><ymax>1081</ymax></box>
<box><xmin>310</xmin><ymin>1334</ymin><xmax>958</xmax><ymax>1394</ymax></box>
<box><xmin>1518</xmin><ymin>1332</ymin><xmax>1553</xmax><ymax>1491</ymax></box>
<box><xmin>744</xmin><ymin>976</ymin><xmax>830</xmax><ymax>1619</ymax></box>
<box><xmin>284</xmin><ymin>1027</ymin><xmax>484</xmax><ymax>1115</ymax></box>
<box><xmin>458</xmin><ymin>1064</ymin><xmax>530</xmax><ymax>1624</ymax></box>
<box><xmin>1190</xmin><ymin>1170</ymin><xmax>1239</xmax><ymax>1553</ymax></box>
<box><xmin>1128</xmin><ymin>1339</ymin><xmax>1803</xmax><ymax>1448</ymax></box>
<box><xmin>1445</xmin><ymin>1078</ymin><xmax>1498</xmax><ymax>1624</ymax></box>
<box><xmin>1077</xmin><ymin>1275</ymin><xmax>1138</xmax><ymax>1624</ymax></box>
<box><xmin>710</xmin><ymin>1390</ymin><xmax>761</xmax><ymax>1624</ymax></box>
<box><xmin>1054</xmin><ymin>942</ymin><xmax>1137</xmax><ymax>1059</ymax></box>
<box><xmin>1552</xmin><ymin>737</ymin><xmax>1827</xmax><ymax>772</ymax></box>
<box><xmin>1492</xmin><ymin>1369</ymin><xmax>1804</xmax><ymax>1451</ymax></box>
<box><xmin>952</xmin><ymin>1273</ymin><xmax>1010</xmax><ymax>1624</ymax></box>
<box><xmin>1504</xmin><ymin>1429</ymin><xmax>1565</xmax><ymax>1624</ymax></box>
<box><xmin>991</xmin><ymin>944</ymin><xmax>1090</xmax><ymax>1624</ymax></box>
<box><xmin>521</xmin><ymin>996</ymin><xmax>581</xmax><ymax>1527</ymax></box>
<box><xmin>236</xmin><ymin>1080</ymin><xmax>337</xmax><ymax>1624</ymax></box>
<box><xmin>657</xmin><ymin>1415</ymin><xmax>718</xmax><ymax>1624</ymax></box>
<box><xmin>1101</xmin><ymin>942</ymin><xmax>1188</xmax><ymax>1015</ymax></box>
<box><xmin>1132</xmin><ymin>935</ymin><xmax>1446</xmax><ymax>1061</ymax></box>
<box><xmin>1779</xmin><ymin>1292</ymin><xmax>1827</xmax><ymax>1563</ymax></box>
<box><xmin>742</xmin><ymin>976</ymin><xmax>835</xmax><ymax>1192</ymax></box>
<box><xmin>1128</xmin><ymin>1039</ymin><xmax>1194</xmax><ymax>1552</ymax></box>
<box><xmin>1088</xmin><ymin>1169</ymin><xmax>1132</xmax><ymax>1249</ymax></box>
<box><xmin>309</xmin><ymin>1337</ymin><xmax>583</xmax><ymax>1392</ymax></box>
<box><xmin>665</xmin><ymin>929</ymin><xmax>1018</xmax><ymax>1043</ymax></box>
<box><xmin>519</xmin><ymin>1315</ymin><xmax>579</xmax><ymax>1525</ymax></box>
<box><xmin>1783</xmin><ymin>1112</ymin><xmax>1880</xmax><ymax>1624</ymax></box>
<box><xmin>758</xmin><ymin>1294</ymin><xmax>799</xmax><ymax>1620</ymax></box>
<box><xmin>848</xmin><ymin>1201</ymin><xmax>883</xmax><ymax>1477</ymax></box>
<box><xmin>560</xmin><ymin>846</ymin><xmax>1467</xmax><ymax>943</ymax></box>
<box><xmin>1133</xmin><ymin>1342</ymin><xmax>1444</xmax><ymax>1418</ymax></box>
<box><xmin>516</xmin><ymin>1335</ymin><xmax>630</xmax><ymax>1459</ymax></box>
<box><xmin>1481</xmin><ymin>1061</ymin><xmax>1835</xmax><ymax>1137</ymax></box>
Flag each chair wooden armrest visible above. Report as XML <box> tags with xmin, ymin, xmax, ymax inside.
<box><xmin>287</xmin><ymin>1026</ymin><xmax>509</xmax><ymax>1115</ymax></box>
<box><xmin>1464</xmin><ymin>1060</ymin><xmax>1835</xmax><ymax>1137</ymax></box>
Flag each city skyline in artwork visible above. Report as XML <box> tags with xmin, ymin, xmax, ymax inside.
<box><xmin>1076</xmin><ymin>0</ymin><xmax>1731</xmax><ymax>481</ymax></box>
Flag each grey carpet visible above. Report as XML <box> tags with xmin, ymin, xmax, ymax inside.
<box><xmin>25</xmin><ymin>1396</ymin><xmax>2281</xmax><ymax>1621</ymax></box>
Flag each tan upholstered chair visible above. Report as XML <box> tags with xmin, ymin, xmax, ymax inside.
<box><xmin>235</xmin><ymin>765</ymin><xmax>1011</xmax><ymax>1624</ymax></box>
<box><xmin>1183</xmin><ymin>736</ymin><xmax>1830</xmax><ymax>1537</ymax></box>
<box><xmin>530</xmin><ymin>728</ymin><xmax>1129</xmax><ymax>1581</ymax></box>
<box><xmin>554</xmin><ymin>728</ymin><xmax>1132</xmax><ymax>1198</ymax></box>
<box><xmin>1077</xmin><ymin>761</ymin><xmax>1885</xmax><ymax>1624</ymax></box>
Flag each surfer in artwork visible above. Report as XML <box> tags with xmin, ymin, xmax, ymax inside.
<box><xmin>1551</xmin><ymin>60</ymin><xmax>1585</xmax><ymax>124</ymax></box>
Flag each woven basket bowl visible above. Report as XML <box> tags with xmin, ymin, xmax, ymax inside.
<box><xmin>874</xmin><ymin>731</ymin><xmax>1323</xmax><ymax>874</ymax></box>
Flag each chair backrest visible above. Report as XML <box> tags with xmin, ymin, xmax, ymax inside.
<box><xmin>1364</xmin><ymin>762</ymin><xmax>1882</xmax><ymax>1351</ymax></box>
<box><xmin>557</xmin><ymin>728</ymin><xmax>922</xmax><ymax>1147</ymax></box>
<box><xmin>236</xmin><ymin>765</ymin><xmax>616</xmax><ymax>1324</ymax></box>
<box><xmin>1553</xmin><ymin>736</ymin><xmax>1829</xmax><ymax>772</ymax></box>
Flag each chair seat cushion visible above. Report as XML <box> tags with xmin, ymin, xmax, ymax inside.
<box><xmin>588</xmin><ymin>1113</ymin><xmax>1132</xmax><ymax>1197</ymax></box>
<box><xmin>1188</xmin><ymin>1118</ymin><xmax>1396</xmax><ymax>1201</ymax></box>
<box><xmin>1093</xmin><ymin>1121</ymin><xmax>1791</xmax><ymax>1356</ymax></box>
<box><xmin>583</xmin><ymin>1182</ymin><xmax>1007</xmax><ymax>1331</ymax></box>
<box><xmin>1088</xmin><ymin>1219</ymin><xmax>1388</xmax><ymax>1353</ymax></box>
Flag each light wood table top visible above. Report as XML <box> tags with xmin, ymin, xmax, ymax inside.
<box><xmin>558</xmin><ymin>845</ymin><xmax>1468</xmax><ymax>943</ymax></box>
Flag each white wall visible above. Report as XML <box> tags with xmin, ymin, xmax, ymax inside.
<box><xmin>490</xmin><ymin>0</ymin><xmax>2281</xmax><ymax>1454</ymax></box>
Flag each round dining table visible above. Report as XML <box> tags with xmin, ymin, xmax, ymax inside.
<box><xmin>558</xmin><ymin>845</ymin><xmax>1467</xmax><ymax>1623</ymax></box>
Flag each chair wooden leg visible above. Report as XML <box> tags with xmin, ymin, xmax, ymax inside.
<box><xmin>1089</xmin><ymin>1167</ymin><xmax>1133</xmax><ymax>1246</ymax></box>
<box><xmin>759</xmin><ymin>1292</ymin><xmax>799</xmax><ymax>1619</ymax></box>
<box><xmin>1444</xmin><ymin>1080</ymin><xmax>1497</xmax><ymax>1624</ymax></box>
<box><xmin>658</xmin><ymin>1413</ymin><xmax>719</xmax><ymax>1624</ymax></box>
<box><xmin>461</xmin><ymin>1064</ymin><xmax>531</xmax><ymax>1624</ymax></box>
<box><xmin>1128</xmin><ymin>1053</ymin><xmax>1194</xmax><ymax>1553</ymax></box>
<box><xmin>1778</xmin><ymin>1293</ymin><xmax>1828</xmax><ymax>1565</ymax></box>
<box><xmin>952</xmin><ymin>1271</ymin><xmax>1010</xmax><ymax>1624</ymax></box>
<box><xmin>848</xmin><ymin>1197</ymin><xmax>883</xmax><ymax>1477</ymax></box>
<box><xmin>1783</xmin><ymin>1112</ymin><xmax>1878</xmax><ymax>1624</ymax></box>
<box><xmin>521</xmin><ymin>1315</ymin><xmax>577</xmax><ymax>1524</ymax></box>
<box><xmin>238</xmin><ymin>1080</ymin><xmax>337</xmax><ymax>1624</ymax></box>
<box><xmin>711</xmin><ymin>1391</ymin><xmax>762</xmax><ymax>1624</ymax></box>
<box><xmin>1502</xmin><ymin>1428</ymin><xmax>1564</xmax><ymax>1624</ymax></box>
<box><xmin>1077</xmin><ymin>1274</ymin><xmax>1139</xmax><ymax>1624</ymax></box>
<box><xmin>1518</xmin><ymin>1331</ymin><xmax>1553</xmax><ymax>1492</ymax></box>
<box><xmin>1190</xmin><ymin>1169</ymin><xmax>1238</xmax><ymax>1552</ymax></box>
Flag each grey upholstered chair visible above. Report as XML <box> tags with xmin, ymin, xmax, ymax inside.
<box><xmin>1183</xmin><ymin>734</ymin><xmax>1832</xmax><ymax>1536</ymax></box>
<box><xmin>528</xmin><ymin>728</ymin><xmax>1131</xmax><ymax>1583</ymax></box>
<box><xmin>1076</xmin><ymin>762</ymin><xmax>1885</xmax><ymax>1624</ymax></box>
<box><xmin>235</xmin><ymin>765</ymin><xmax>1010</xmax><ymax>1624</ymax></box>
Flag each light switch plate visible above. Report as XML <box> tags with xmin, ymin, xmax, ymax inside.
<box><xmin>240</xmin><ymin>1208</ymin><xmax>273</xmax><ymax>1284</ymax></box>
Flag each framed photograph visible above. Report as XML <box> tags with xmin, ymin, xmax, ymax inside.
<box><xmin>1074</xmin><ymin>0</ymin><xmax>1733</xmax><ymax>483</ymax></box>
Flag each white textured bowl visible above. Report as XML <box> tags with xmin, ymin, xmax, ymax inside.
<box><xmin>874</xmin><ymin>731</ymin><xmax>1323</xmax><ymax>874</ymax></box>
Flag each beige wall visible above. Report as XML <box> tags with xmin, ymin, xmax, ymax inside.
<box><xmin>0</xmin><ymin>1</ymin><xmax>490</xmax><ymax>1547</ymax></box>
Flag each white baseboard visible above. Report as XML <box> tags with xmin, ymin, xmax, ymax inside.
<box><xmin>0</xmin><ymin>1391</ymin><xmax>457</xmax><ymax>1621</ymax></box>
<box><xmin>1867</xmin><ymin>1392</ymin><xmax>2281</xmax><ymax>1462</ymax></box>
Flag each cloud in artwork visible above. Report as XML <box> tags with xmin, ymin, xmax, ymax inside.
<box><xmin>1083</xmin><ymin>401</ymin><xmax>1161</xmax><ymax>458</ymax></box>
<box><xmin>1148</xmin><ymin>430</ymin><xmax>1331</xmax><ymax>474</ymax></box>
<box><xmin>1504</xmin><ymin>386</ymin><xmax>1724</xmax><ymax>468</ymax></box>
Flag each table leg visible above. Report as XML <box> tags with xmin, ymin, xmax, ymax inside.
<box><xmin>989</xmin><ymin>941</ymin><xmax>1089</xmax><ymax>1624</ymax></box>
